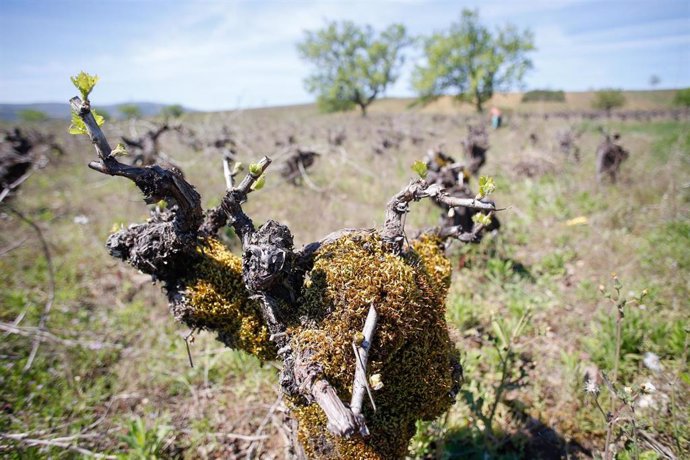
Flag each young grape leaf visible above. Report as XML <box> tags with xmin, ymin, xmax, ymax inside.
<box><xmin>68</xmin><ymin>112</ymin><xmax>87</xmax><ymax>135</ymax></box>
<box><xmin>411</xmin><ymin>160</ymin><xmax>428</xmax><ymax>179</ymax></box>
<box><xmin>478</xmin><ymin>176</ymin><xmax>495</xmax><ymax>198</ymax></box>
<box><xmin>111</xmin><ymin>143</ymin><xmax>128</xmax><ymax>157</ymax></box>
<box><xmin>251</xmin><ymin>174</ymin><xmax>266</xmax><ymax>190</ymax></box>
<box><xmin>472</xmin><ymin>212</ymin><xmax>492</xmax><ymax>226</ymax></box>
<box><xmin>92</xmin><ymin>109</ymin><xmax>105</xmax><ymax>128</ymax></box>
<box><xmin>248</xmin><ymin>163</ymin><xmax>263</xmax><ymax>176</ymax></box>
<box><xmin>369</xmin><ymin>373</ymin><xmax>384</xmax><ymax>390</ymax></box>
<box><xmin>68</xmin><ymin>109</ymin><xmax>105</xmax><ymax>135</ymax></box>
<box><xmin>70</xmin><ymin>71</ymin><xmax>99</xmax><ymax>100</ymax></box>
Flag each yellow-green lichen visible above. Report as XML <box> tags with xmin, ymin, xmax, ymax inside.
<box><xmin>179</xmin><ymin>238</ymin><xmax>275</xmax><ymax>360</ymax></box>
<box><xmin>291</xmin><ymin>232</ymin><xmax>458</xmax><ymax>459</ymax></box>
<box><xmin>293</xmin><ymin>403</ymin><xmax>382</xmax><ymax>460</ymax></box>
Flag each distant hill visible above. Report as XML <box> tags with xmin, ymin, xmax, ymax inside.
<box><xmin>1</xmin><ymin>89</ymin><xmax>681</xmax><ymax>122</ymax></box>
<box><xmin>0</xmin><ymin>102</ymin><xmax>194</xmax><ymax>121</ymax></box>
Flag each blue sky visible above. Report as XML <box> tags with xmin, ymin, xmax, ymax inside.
<box><xmin>1</xmin><ymin>0</ymin><xmax>688</xmax><ymax>110</ymax></box>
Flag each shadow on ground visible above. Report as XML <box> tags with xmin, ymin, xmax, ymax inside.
<box><xmin>437</xmin><ymin>403</ymin><xmax>592</xmax><ymax>460</ymax></box>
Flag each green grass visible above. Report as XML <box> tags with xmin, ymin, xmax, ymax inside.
<box><xmin>1</xmin><ymin>108</ymin><xmax>688</xmax><ymax>458</ymax></box>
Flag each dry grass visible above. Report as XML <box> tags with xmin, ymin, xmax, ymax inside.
<box><xmin>366</xmin><ymin>89</ymin><xmax>679</xmax><ymax>115</ymax></box>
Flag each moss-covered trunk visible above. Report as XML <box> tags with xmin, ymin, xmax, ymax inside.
<box><xmin>70</xmin><ymin>87</ymin><xmax>499</xmax><ymax>459</ymax></box>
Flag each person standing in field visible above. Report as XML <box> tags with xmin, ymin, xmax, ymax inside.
<box><xmin>490</xmin><ymin>106</ymin><xmax>502</xmax><ymax>129</ymax></box>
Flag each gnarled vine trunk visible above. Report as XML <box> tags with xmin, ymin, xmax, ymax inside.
<box><xmin>70</xmin><ymin>93</ymin><xmax>498</xmax><ymax>459</ymax></box>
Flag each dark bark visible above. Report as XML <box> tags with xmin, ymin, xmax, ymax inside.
<box><xmin>200</xmin><ymin>156</ymin><xmax>271</xmax><ymax>239</ymax></box>
<box><xmin>279</xmin><ymin>149</ymin><xmax>320</xmax><ymax>186</ymax></box>
<box><xmin>596</xmin><ymin>133</ymin><xmax>629</xmax><ymax>183</ymax></box>
<box><xmin>381</xmin><ymin>177</ymin><xmax>497</xmax><ymax>253</ymax></box>
<box><xmin>122</xmin><ymin>124</ymin><xmax>179</xmax><ymax>167</ymax></box>
<box><xmin>1</xmin><ymin>128</ymin><xmax>62</xmax><ymax>201</ymax></box>
<box><xmin>462</xmin><ymin>124</ymin><xmax>489</xmax><ymax>175</ymax></box>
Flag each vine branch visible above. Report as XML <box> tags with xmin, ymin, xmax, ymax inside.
<box><xmin>70</xmin><ymin>96</ymin><xmax>203</xmax><ymax>235</ymax></box>
<box><xmin>382</xmin><ymin>179</ymin><xmax>497</xmax><ymax>252</ymax></box>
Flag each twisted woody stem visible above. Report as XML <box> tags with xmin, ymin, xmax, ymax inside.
<box><xmin>74</xmin><ymin>91</ymin><xmax>364</xmax><ymax>438</ymax></box>
<box><xmin>70</xmin><ymin>96</ymin><xmax>203</xmax><ymax>235</ymax></box>
<box><xmin>382</xmin><ymin>178</ymin><xmax>497</xmax><ymax>252</ymax></box>
<box><xmin>198</xmin><ymin>157</ymin><xmax>271</xmax><ymax>239</ymax></box>
<box><xmin>74</xmin><ymin>92</ymin><xmax>500</xmax><ymax>442</ymax></box>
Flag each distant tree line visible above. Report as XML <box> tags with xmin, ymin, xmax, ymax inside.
<box><xmin>112</xmin><ymin>104</ymin><xmax>184</xmax><ymax>120</ymax></box>
<box><xmin>18</xmin><ymin>109</ymin><xmax>49</xmax><ymax>123</ymax></box>
<box><xmin>14</xmin><ymin>104</ymin><xmax>186</xmax><ymax>123</ymax></box>
<box><xmin>297</xmin><ymin>21</ymin><xmax>410</xmax><ymax>116</ymax></box>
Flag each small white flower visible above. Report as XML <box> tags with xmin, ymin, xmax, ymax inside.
<box><xmin>585</xmin><ymin>380</ymin><xmax>600</xmax><ymax>394</ymax></box>
<box><xmin>642</xmin><ymin>382</ymin><xmax>656</xmax><ymax>394</ymax></box>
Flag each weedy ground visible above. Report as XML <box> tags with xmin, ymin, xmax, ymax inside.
<box><xmin>0</xmin><ymin>96</ymin><xmax>688</xmax><ymax>459</ymax></box>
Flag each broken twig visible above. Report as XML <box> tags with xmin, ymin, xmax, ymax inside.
<box><xmin>351</xmin><ymin>305</ymin><xmax>379</xmax><ymax>415</ymax></box>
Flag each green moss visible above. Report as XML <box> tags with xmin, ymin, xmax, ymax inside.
<box><xmin>291</xmin><ymin>233</ymin><xmax>459</xmax><ymax>459</ymax></box>
<box><xmin>179</xmin><ymin>238</ymin><xmax>275</xmax><ymax>360</ymax></box>
<box><xmin>293</xmin><ymin>403</ymin><xmax>382</xmax><ymax>459</ymax></box>
<box><xmin>167</xmin><ymin>233</ymin><xmax>458</xmax><ymax>457</ymax></box>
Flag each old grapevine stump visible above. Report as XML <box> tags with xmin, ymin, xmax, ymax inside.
<box><xmin>71</xmin><ymin>85</ymin><xmax>497</xmax><ymax>458</ymax></box>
